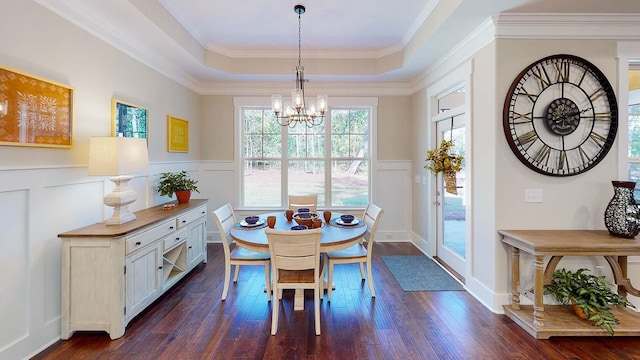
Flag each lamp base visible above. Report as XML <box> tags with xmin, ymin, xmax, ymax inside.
<box><xmin>104</xmin><ymin>175</ymin><xmax>138</xmax><ymax>225</ymax></box>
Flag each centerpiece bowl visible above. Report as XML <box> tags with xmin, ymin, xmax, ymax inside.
<box><xmin>293</xmin><ymin>212</ymin><xmax>318</xmax><ymax>227</ymax></box>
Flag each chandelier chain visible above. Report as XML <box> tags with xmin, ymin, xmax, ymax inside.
<box><xmin>271</xmin><ymin>4</ymin><xmax>327</xmax><ymax>128</ymax></box>
<box><xmin>298</xmin><ymin>10</ymin><xmax>302</xmax><ymax>68</ymax></box>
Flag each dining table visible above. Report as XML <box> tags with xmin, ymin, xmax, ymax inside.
<box><xmin>230</xmin><ymin>210</ymin><xmax>366</xmax><ymax>310</ymax></box>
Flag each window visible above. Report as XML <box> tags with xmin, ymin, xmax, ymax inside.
<box><xmin>237</xmin><ymin>97</ymin><xmax>375</xmax><ymax>209</ymax></box>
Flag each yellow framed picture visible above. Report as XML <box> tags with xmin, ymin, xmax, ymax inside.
<box><xmin>112</xmin><ymin>99</ymin><xmax>148</xmax><ymax>139</ymax></box>
<box><xmin>167</xmin><ymin>115</ymin><xmax>189</xmax><ymax>152</ymax></box>
<box><xmin>0</xmin><ymin>66</ymin><xmax>73</xmax><ymax>148</ymax></box>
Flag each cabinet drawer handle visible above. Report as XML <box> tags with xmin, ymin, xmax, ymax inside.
<box><xmin>135</xmin><ymin>241</ymin><xmax>141</xmax><ymax>246</ymax></box>
<box><xmin>158</xmin><ymin>266</ymin><xmax>163</xmax><ymax>269</ymax></box>
<box><xmin>175</xmin><ymin>237</ymin><xmax>180</xmax><ymax>241</ymax></box>
<box><xmin>188</xmin><ymin>246</ymin><xmax>193</xmax><ymax>249</ymax></box>
<box><xmin>182</xmin><ymin>220</ymin><xmax>187</xmax><ymax>223</ymax></box>
<box><xmin>169</xmin><ymin>226</ymin><xmax>174</xmax><ymax>230</ymax></box>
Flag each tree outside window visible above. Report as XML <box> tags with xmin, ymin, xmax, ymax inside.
<box><xmin>241</xmin><ymin>105</ymin><xmax>370</xmax><ymax>208</ymax></box>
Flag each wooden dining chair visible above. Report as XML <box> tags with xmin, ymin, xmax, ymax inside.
<box><xmin>288</xmin><ymin>194</ymin><xmax>318</xmax><ymax>212</ymax></box>
<box><xmin>266</xmin><ymin>227</ymin><xmax>324</xmax><ymax>335</ymax></box>
<box><xmin>326</xmin><ymin>202</ymin><xmax>384</xmax><ymax>300</ymax></box>
<box><xmin>211</xmin><ymin>203</ymin><xmax>271</xmax><ymax>301</ymax></box>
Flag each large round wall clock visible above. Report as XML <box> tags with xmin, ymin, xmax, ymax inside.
<box><xmin>503</xmin><ymin>54</ymin><xmax>618</xmax><ymax>176</ymax></box>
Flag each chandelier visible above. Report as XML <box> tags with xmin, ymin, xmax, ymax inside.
<box><xmin>271</xmin><ymin>5</ymin><xmax>328</xmax><ymax>128</ymax></box>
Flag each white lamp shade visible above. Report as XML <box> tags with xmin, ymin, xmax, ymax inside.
<box><xmin>89</xmin><ymin>137</ymin><xmax>149</xmax><ymax>176</ymax></box>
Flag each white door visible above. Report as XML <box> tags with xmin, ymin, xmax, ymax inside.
<box><xmin>435</xmin><ymin>115</ymin><xmax>466</xmax><ymax>279</ymax></box>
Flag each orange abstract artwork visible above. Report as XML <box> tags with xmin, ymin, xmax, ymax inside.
<box><xmin>0</xmin><ymin>67</ymin><xmax>73</xmax><ymax>147</ymax></box>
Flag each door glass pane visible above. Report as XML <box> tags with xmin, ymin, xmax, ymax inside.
<box><xmin>438</xmin><ymin>87</ymin><xmax>465</xmax><ymax>114</ymax></box>
<box><xmin>628</xmin><ymin>99</ymin><xmax>640</xmax><ymax>198</ymax></box>
<box><xmin>442</xmin><ymin>126</ymin><xmax>466</xmax><ymax>258</ymax></box>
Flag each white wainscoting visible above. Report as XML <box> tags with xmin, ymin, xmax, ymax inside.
<box><xmin>202</xmin><ymin>160</ymin><xmax>413</xmax><ymax>244</ymax></box>
<box><xmin>374</xmin><ymin>161</ymin><xmax>413</xmax><ymax>242</ymax></box>
<box><xmin>0</xmin><ymin>159</ymin><xmax>412</xmax><ymax>359</ymax></box>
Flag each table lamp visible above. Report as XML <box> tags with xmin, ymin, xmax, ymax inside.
<box><xmin>89</xmin><ymin>137</ymin><xmax>149</xmax><ymax>225</ymax></box>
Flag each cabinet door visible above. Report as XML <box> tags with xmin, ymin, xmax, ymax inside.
<box><xmin>187</xmin><ymin>218</ymin><xmax>207</xmax><ymax>269</ymax></box>
<box><xmin>125</xmin><ymin>243</ymin><xmax>162</xmax><ymax>322</ymax></box>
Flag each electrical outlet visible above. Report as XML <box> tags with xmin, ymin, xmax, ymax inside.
<box><xmin>524</xmin><ymin>189</ymin><xmax>543</xmax><ymax>203</ymax></box>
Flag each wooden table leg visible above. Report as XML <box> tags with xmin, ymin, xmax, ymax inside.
<box><xmin>603</xmin><ymin>255</ymin><xmax>640</xmax><ymax>297</ymax></box>
<box><xmin>533</xmin><ymin>255</ymin><xmax>545</xmax><ymax>327</ymax></box>
<box><xmin>618</xmin><ymin>255</ymin><xmax>629</xmax><ymax>298</ymax></box>
<box><xmin>511</xmin><ymin>246</ymin><xmax>520</xmax><ymax>310</ymax></box>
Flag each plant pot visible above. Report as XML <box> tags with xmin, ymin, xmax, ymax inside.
<box><xmin>444</xmin><ymin>171</ymin><xmax>458</xmax><ymax>195</ymax></box>
<box><xmin>572</xmin><ymin>304</ymin><xmax>589</xmax><ymax>319</ymax></box>
<box><xmin>571</xmin><ymin>300</ymin><xmax>594</xmax><ymax>320</ymax></box>
<box><xmin>175</xmin><ymin>190</ymin><xmax>191</xmax><ymax>203</ymax></box>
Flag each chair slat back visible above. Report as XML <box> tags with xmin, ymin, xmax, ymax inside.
<box><xmin>212</xmin><ymin>203</ymin><xmax>237</xmax><ymax>255</ymax></box>
<box><xmin>362</xmin><ymin>202</ymin><xmax>384</xmax><ymax>244</ymax></box>
<box><xmin>266</xmin><ymin>228</ymin><xmax>322</xmax><ymax>272</ymax></box>
<box><xmin>288</xmin><ymin>195</ymin><xmax>318</xmax><ymax>212</ymax></box>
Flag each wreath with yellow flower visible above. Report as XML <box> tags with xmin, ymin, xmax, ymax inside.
<box><xmin>424</xmin><ymin>139</ymin><xmax>464</xmax><ymax>194</ymax></box>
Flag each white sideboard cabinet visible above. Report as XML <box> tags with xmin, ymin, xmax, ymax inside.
<box><xmin>59</xmin><ymin>199</ymin><xmax>208</xmax><ymax>340</ymax></box>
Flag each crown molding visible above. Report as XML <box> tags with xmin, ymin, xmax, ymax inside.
<box><xmin>203</xmin><ymin>46</ymin><xmax>397</xmax><ymax>60</ymax></box>
<box><xmin>194</xmin><ymin>81</ymin><xmax>414</xmax><ymax>97</ymax></box>
<box><xmin>494</xmin><ymin>13</ymin><xmax>640</xmax><ymax>39</ymax></box>
<box><xmin>410</xmin><ymin>17</ymin><xmax>496</xmax><ymax>94</ymax></box>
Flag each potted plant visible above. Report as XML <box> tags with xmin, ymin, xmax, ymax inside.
<box><xmin>157</xmin><ymin>171</ymin><xmax>200</xmax><ymax>203</ymax></box>
<box><xmin>424</xmin><ymin>139</ymin><xmax>464</xmax><ymax>195</ymax></box>
<box><xmin>543</xmin><ymin>268</ymin><xmax>636</xmax><ymax>335</ymax></box>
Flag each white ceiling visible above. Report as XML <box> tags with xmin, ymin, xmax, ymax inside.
<box><xmin>36</xmin><ymin>0</ymin><xmax>640</xmax><ymax>91</ymax></box>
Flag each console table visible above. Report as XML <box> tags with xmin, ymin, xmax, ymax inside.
<box><xmin>498</xmin><ymin>229</ymin><xmax>640</xmax><ymax>339</ymax></box>
<box><xmin>59</xmin><ymin>199</ymin><xmax>207</xmax><ymax>340</ymax></box>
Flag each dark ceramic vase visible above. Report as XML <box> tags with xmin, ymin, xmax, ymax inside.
<box><xmin>604</xmin><ymin>181</ymin><xmax>640</xmax><ymax>239</ymax></box>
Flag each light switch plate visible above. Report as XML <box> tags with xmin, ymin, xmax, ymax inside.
<box><xmin>415</xmin><ymin>175</ymin><xmax>420</xmax><ymax>184</ymax></box>
<box><xmin>524</xmin><ymin>189</ymin><xmax>543</xmax><ymax>203</ymax></box>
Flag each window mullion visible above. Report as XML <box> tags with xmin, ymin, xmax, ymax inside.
<box><xmin>282</xmin><ymin>123</ymin><xmax>289</xmax><ymax>207</ymax></box>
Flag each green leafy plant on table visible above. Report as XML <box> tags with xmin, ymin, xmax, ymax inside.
<box><xmin>543</xmin><ymin>268</ymin><xmax>636</xmax><ymax>335</ymax></box>
<box><xmin>157</xmin><ymin>171</ymin><xmax>199</xmax><ymax>203</ymax></box>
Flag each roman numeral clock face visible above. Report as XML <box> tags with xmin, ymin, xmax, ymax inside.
<box><xmin>503</xmin><ymin>54</ymin><xmax>618</xmax><ymax>176</ymax></box>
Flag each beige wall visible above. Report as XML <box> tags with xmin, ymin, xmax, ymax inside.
<box><xmin>201</xmin><ymin>95</ymin><xmax>235</xmax><ymax>160</ymax></box>
<box><xmin>493</xmin><ymin>39</ymin><xmax>620</xmax><ymax>296</ymax></box>
<box><xmin>0</xmin><ymin>1</ymin><xmax>201</xmax><ymax>168</ymax></box>
<box><xmin>0</xmin><ymin>2</ymin><xmax>202</xmax><ymax>359</ymax></box>
<box><xmin>377</xmin><ymin>96</ymin><xmax>413</xmax><ymax>160</ymax></box>
<box><xmin>411</xmin><ymin>88</ymin><xmax>429</xmax><ymax>241</ymax></box>
<box><xmin>410</xmin><ymin>37</ymin><xmax>627</xmax><ymax>308</ymax></box>
<box><xmin>495</xmin><ymin>39</ymin><xmax>619</xmax><ymax>231</ymax></box>
<box><xmin>198</xmin><ymin>95</ymin><xmax>413</xmax><ymax>162</ymax></box>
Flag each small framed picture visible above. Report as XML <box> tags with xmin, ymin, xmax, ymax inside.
<box><xmin>112</xmin><ymin>99</ymin><xmax>148</xmax><ymax>139</ymax></box>
<box><xmin>167</xmin><ymin>115</ymin><xmax>189</xmax><ymax>152</ymax></box>
<box><xmin>0</xmin><ymin>66</ymin><xmax>73</xmax><ymax>148</ymax></box>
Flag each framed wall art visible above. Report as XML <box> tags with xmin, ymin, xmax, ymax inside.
<box><xmin>167</xmin><ymin>115</ymin><xmax>189</xmax><ymax>152</ymax></box>
<box><xmin>0</xmin><ymin>66</ymin><xmax>73</xmax><ymax>148</ymax></box>
<box><xmin>112</xmin><ymin>99</ymin><xmax>148</xmax><ymax>139</ymax></box>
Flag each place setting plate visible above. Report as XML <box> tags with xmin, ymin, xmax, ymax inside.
<box><xmin>335</xmin><ymin>218</ymin><xmax>360</xmax><ymax>226</ymax></box>
<box><xmin>239</xmin><ymin>219</ymin><xmax>266</xmax><ymax>227</ymax></box>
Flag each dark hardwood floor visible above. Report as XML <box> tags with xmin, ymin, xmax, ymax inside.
<box><xmin>34</xmin><ymin>242</ymin><xmax>640</xmax><ymax>360</ymax></box>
